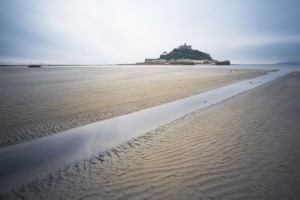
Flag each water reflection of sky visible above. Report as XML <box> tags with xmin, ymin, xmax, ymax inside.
<box><xmin>0</xmin><ymin>69</ymin><xmax>292</xmax><ymax>191</ymax></box>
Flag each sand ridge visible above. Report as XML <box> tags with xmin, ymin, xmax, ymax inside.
<box><xmin>0</xmin><ymin>66</ymin><xmax>266</xmax><ymax>147</ymax></box>
<box><xmin>3</xmin><ymin>72</ymin><xmax>299</xmax><ymax>199</ymax></box>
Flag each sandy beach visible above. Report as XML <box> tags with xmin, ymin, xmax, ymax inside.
<box><xmin>1</xmin><ymin>70</ymin><xmax>299</xmax><ymax>199</ymax></box>
<box><xmin>0</xmin><ymin>66</ymin><xmax>265</xmax><ymax>147</ymax></box>
<box><xmin>1</xmin><ymin>0</ymin><xmax>300</xmax><ymax>199</ymax></box>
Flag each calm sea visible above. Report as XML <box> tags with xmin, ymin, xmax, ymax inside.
<box><xmin>1</xmin><ymin>64</ymin><xmax>300</xmax><ymax>70</ymax></box>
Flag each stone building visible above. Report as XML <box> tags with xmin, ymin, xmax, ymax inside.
<box><xmin>144</xmin><ymin>58</ymin><xmax>166</xmax><ymax>64</ymax></box>
<box><xmin>178</xmin><ymin>43</ymin><xmax>192</xmax><ymax>50</ymax></box>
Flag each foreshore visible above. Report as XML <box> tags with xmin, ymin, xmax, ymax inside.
<box><xmin>1</xmin><ymin>70</ymin><xmax>299</xmax><ymax>199</ymax></box>
<box><xmin>0</xmin><ymin>66</ymin><xmax>266</xmax><ymax>148</ymax></box>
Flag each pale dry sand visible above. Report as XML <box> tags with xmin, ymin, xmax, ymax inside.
<box><xmin>3</xmin><ymin>72</ymin><xmax>300</xmax><ymax>199</ymax></box>
<box><xmin>0</xmin><ymin>66</ymin><xmax>265</xmax><ymax>147</ymax></box>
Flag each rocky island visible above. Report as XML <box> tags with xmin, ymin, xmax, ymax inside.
<box><xmin>28</xmin><ymin>64</ymin><xmax>41</xmax><ymax>68</ymax></box>
<box><xmin>138</xmin><ymin>43</ymin><xmax>230</xmax><ymax>65</ymax></box>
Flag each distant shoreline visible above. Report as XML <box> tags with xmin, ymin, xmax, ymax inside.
<box><xmin>274</xmin><ymin>61</ymin><xmax>300</xmax><ymax>65</ymax></box>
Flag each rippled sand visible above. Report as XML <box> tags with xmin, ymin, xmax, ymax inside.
<box><xmin>0</xmin><ymin>66</ymin><xmax>265</xmax><ymax>147</ymax></box>
<box><xmin>2</xmin><ymin>72</ymin><xmax>299</xmax><ymax>199</ymax></box>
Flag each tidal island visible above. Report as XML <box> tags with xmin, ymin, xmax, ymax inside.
<box><xmin>137</xmin><ymin>43</ymin><xmax>230</xmax><ymax>65</ymax></box>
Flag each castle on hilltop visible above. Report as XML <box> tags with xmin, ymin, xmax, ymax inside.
<box><xmin>140</xmin><ymin>43</ymin><xmax>230</xmax><ymax>65</ymax></box>
<box><xmin>178</xmin><ymin>43</ymin><xmax>192</xmax><ymax>50</ymax></box>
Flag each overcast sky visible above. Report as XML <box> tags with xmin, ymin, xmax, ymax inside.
<box><xmin>0</xmin><ymin>0</ymin><xmax>300</xmax><ymax>64</ymax></box>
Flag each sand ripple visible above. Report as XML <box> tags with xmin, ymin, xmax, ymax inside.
<box><xmin>0</xmin><ymin>67</ymin><xmax>265</xmax><ymax>147</ymax></box>
<box><xmin>2</xmin><ymin>72</ymin><xmax>300</xmax><ymax>199</ymax></box>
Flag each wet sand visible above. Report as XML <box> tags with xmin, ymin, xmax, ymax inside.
<box><xmin>2</xmin><ymin>72</ymin><xmax>299</xmax><ymax>199</ymax></box>
<box><xmin>0</xmin><ymin>66</ymin><xmax>265</xmax><ymax>147</ymax></box>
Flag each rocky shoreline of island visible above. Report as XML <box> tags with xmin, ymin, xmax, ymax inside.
<box><xmin>136</xmin><ymin>59</ymin><xmax>230</xmax><ymax>65</ymax></box>
<box><xmin>137</xmin><ymin>43</ymin><xmax>230</xmax><ymax>65</ymax></box>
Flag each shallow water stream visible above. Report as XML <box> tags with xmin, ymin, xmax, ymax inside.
<box><xmin>0</xmin><ymin>69</ymin><xmax>290</xmax><ymax>191</ymax></box>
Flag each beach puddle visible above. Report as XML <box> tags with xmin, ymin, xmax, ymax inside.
<box><xmin>0</xmin><ymin>69</ymin><xmax>289</xmax><ymax>191</ymax></box>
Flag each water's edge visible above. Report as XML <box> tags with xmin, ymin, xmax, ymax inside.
<box><xmin>0</xmin><ymin>69</ymin><xmax>290</xmax><ymax>191</ymax></box>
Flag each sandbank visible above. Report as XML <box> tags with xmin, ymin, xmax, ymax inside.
<box><xmin>0</xmin><ymin>66</ymin><xmax>265</xmax><ymax>147</ymax></box>
<box><xmin>2</xmin><ymin>72</ymin><xmax>300</xmax><ymax>199</ymax></box>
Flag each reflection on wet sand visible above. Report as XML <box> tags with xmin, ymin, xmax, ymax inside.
<box><xmin>0</xmin><ymin>70</ymin><xmax>287</xmax><ymax>192</ymax></box>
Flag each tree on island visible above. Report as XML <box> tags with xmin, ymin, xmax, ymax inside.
<box><xmin>159</xmin><ymin>46</ymin><xmax>213</xmax><ymax>61</ymax></box>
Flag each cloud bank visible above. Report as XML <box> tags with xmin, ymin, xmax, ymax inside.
<box><xmin>0</xmin><ymin>0</ymin><xmax>300</xmax><ymax>64</ymax></box>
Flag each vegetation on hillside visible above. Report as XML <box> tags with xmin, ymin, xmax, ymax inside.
<box><xmin>159</xmin><ymin>48</ymin><xmax>213</xmax><ymax>61</ymax></box>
